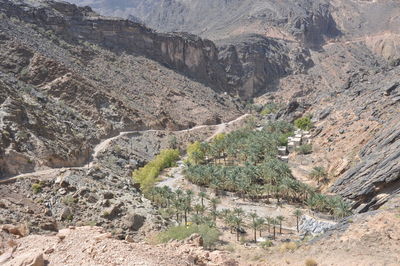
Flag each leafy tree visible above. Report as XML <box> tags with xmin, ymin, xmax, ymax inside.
<box><xmin>187</xmin><ymin>141</ymin><xmax>206</xmax><ymax>165</ymax></box>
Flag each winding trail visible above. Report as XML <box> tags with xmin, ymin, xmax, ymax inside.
<box><xmin>0</xmin><ymin>114</ymin><xmax>250</xmax><ymax>183</ymax></box>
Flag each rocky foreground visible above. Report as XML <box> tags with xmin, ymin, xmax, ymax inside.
<box><xmin>1</xmin><ymin>198</ymin><xmax>400</xmax><ymax>266</ymax></box>
<box><xmin>0</xmin><ymin>226</ymin><xmax>236</xmax><ymax>266</ymax></box>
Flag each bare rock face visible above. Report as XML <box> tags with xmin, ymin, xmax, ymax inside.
<box><xmin>73</xmin><ymin>0</ymin><xmax>340</xmax><ymax>48</ymax></box>
<box><xmin>331</xmin><ymin>119</ymin><xmax>400</xmax><ymax>212</ymax></box>
<box><xmin>217</xmin><ymin>35</ymin><xmax>313</xmax><ymax>99</ymax></box>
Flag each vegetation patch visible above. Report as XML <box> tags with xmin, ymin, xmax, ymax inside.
<box><xmin>157</xmin><ymin>224</ymin><xmax>220</xmax><ymax>249</ymax></box>
<box><xmin>259</xmin><ymin>102</ymin><xmax>282</xmax><ymax>116</ymax></box>
<box><xmin>31</xmin><ymin>182</ymin><xmax>44</xmax><ymax>194</ymax></box>
<box><xmin>132</xmin><ymin>149</ymin><xmax>180</xmax><ymax>192</ymax></box>
<box><xmin>295</xmin><ymin>116</ymin><xmax>313</xmax><ymax>131</ymax></box>
<box><xmin>296</xmin><ymin>144</ymin><xmax>313</xmax><ymax>154</ymax></box>
<box><xmin>184</xmin><ymin>121</ymin><xmax>350</xmax><ymax>217</ymax></box>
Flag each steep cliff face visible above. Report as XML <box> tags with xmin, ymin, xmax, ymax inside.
<box><xmin>71</xmin><ymin>0</ymin><xmax>340</xmax><ymax>48</ymax></box>
<box><xmin>1</xmin><ymin>0</ymin><xmax>228</xmax><ymax>91</ymax></box>
<box><xmin>68</xmin><ymin>0</ymin><xmax>400</xmax><ymax>96</ymax></box>
<box><xmin>217</xmin><ymin>35</ymin><xmax>313</xmax><ymax>98</ymax></box>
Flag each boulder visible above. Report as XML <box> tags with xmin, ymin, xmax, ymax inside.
<box><xmin>39</xmin><ymin>221</ymin><xmax>58</xmax><ymax>232</ymax></box>
<box><xmin>60</xmin><ymin>207</ymin><xmax>73</xmax><ymax>221</ymax></box>
<box><xmin>1</xmin><ymin>224</ymin><xmax>29</xmax><ymax>237</ymax></box>
<box><xmin>123</xmin><ymin>213</ymin><xmax>146</xmax><ymax>231</ymax></box>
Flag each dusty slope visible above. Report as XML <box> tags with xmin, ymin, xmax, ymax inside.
<box><xmin>0</xmin><ymin>226</ymin><xmax>236</xmax><ymax>266</ymax></box>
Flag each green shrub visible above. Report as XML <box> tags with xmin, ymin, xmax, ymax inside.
<box><xmin>260</xmin><ymin>240</ymin><xmax>273</xmax><ymax>249</ymax></box>
<box><xmin>157</xmin><ymin>224</ymin><xmax>220</xmax><ymax>249</ymax></box>
<box><xmin>296</xmin><ymin>144</ymin><xmax>313</xmax><ymax>154</ymax></box>
<box><xmin>32</xmin><ymin>183</ymin><xmax>43</xmax><ymax>194</ymax></box>
<box><xmin>132</xmin><ymin>149</ymin><xmax>180</xmax><ymax>192</ymax></box>
<box><xmin>63</xmin><ymin>196</ymin><xmax>78</xmax><ymax>206</ymax></box>
<box><xmin>295</xmin><ymin>116</ymin><xmax>313</xmax><ymax>130</ymax></box>
<box><xmin>260</xmin><ymin>102</ymin><xmax>281</xmax><ymax>116</ymax></box>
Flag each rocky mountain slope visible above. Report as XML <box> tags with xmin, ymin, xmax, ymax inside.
<box><xmin>65</xmin><ymin>0</ymin><xmax>400</xmax><ymax>211</ymax></box>
<box><xmin>67</xmin><ymin>0</ymin><xmax>400</xmax><ymax>96</ymax></box>
<box><xmin>0</xmin><ymin>0</ymin><xmax>244</xmax><ymax>178</ymax></box>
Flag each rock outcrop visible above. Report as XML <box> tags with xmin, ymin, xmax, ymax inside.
<box><xmin>299</xmin><ymin>215</ymin><xmax>336</xmax><ymax>236</ymax></box>
<box><xmin>331</xmin><ymin>119</ymin><xmax>400</xmax><ymax>212</ymax></box>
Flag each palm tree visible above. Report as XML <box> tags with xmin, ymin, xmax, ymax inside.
<box><xmin>232</xmin><ymin>216</ymin><xmax>243</xmax><ymax>241</ymax></box>
<box><xmin>193</xmin><ymin>204</ymin><xmax>204</xmax><ymax>215</ymax></box>
<box><xmin>175</xmin><ymin>189</ymin><xmax>184</xmax><ymax>199</ymax></box>
<box><xmin>309</xmin><ymin>166</ymin><xmax>327</xmax><ymax>185</ymax></box>
<box><xmin>210</xmin><ymin>197</ymin><xmax>220</xmax><ymax>212</ymax></box>
<box><xmin>271</xmin><ymin>218</ymin><xmax>277</xmax><ymax>240</ymax></box>
<box><xmin>293</xmin><ymin>209</ymin><xmax>302</xmax><ymax>232</ymax></box>
<box><xmin>182</xmin><ymin>199</ymin><xmax>192</xmax><ymax>226</ymax></box>
<box><xmin>249</xmin><ymin>212</ymin><xmax>258</xmax><ymax>223</ymax></box>
<box><xmin>276</xmin><ymin>215</ymin><xmax>285</xmax><ymax>234</ymax></box>
<box><xmin>186</xmin><ymin>189</ymin><xmax>194</xmax><ymax>209</ymax></box>
<box><xmin>198</xmin><ymin>191</ymin><xmax>208</xmax><ymax>208</ymax></box>
<box><xmin>220</xmin><ymin>208</ymin><xmax>231</xmax><ymax>219</ymax></box>
<box><xmin>333</xmin><ymin>199</ymin><xmax>352</xmax><ymax>219</ymax></box>
<box><xmin>225</xmin><ymin>214</ymin><xmax>235</xmax><ymax>234</ymax></box>
<box><xmin>210</xmin><ymin>209</ymin><xmax>219</xmax><ymax>222</ymax></box>
<box><xmin>266</xmin><ymin>217</ymin><xmax>272</xmax><ymax>233</ymax></box>
<box><xmin>173</xmin><ymin>200</ymin><xmax>182</xmax><ymax>224</ymax></box>
<box><xmin>210</xmin><ymin>178</ymin><xmax>222</xmax><ymax>195</ymax></box>
<box><xmin>191</xmin><ymin>214</ymin><xmax>202</xmax><ymax>225</ymax></box>
<box><xmin>256</xmin><ymin>217</ymin><xmax>265</xmax><ymax>237</ymax></box>
<box><xmin>233</xmin><ymin>207</ymin><xmax>244</xmax><ymax>218</ymax></box>
<box><xmin>250</xmin><ymin>217</ymin><xmax>264</xmax><ymax>242</ymax></box>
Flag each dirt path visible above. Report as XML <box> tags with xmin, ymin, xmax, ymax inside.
<box><xmin>1</xmin><ymin>114</ymin><xmax>250</xmax><ymax>183</ymax></box>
